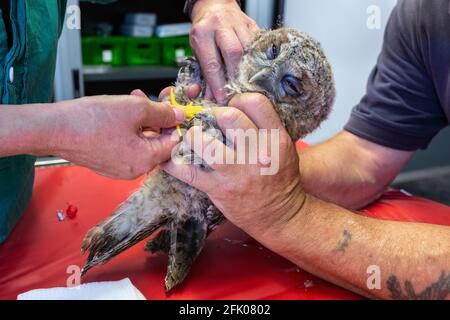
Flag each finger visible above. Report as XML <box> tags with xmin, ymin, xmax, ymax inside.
<box><xmin>185</xmin><ymin>84</ymin><xmax>202</xmax><ymax>99</ymax></box>
<box><xmin>141</xmin><ymin>101</ymin><xmax>186</xmax><ymax>129</ymax></box>
<box><xmin>191</xmin><ymin>27</ymin><xmax>227</xmax><ymax>103</ymax></box>
<box><xmin>131</xmin><ymin>89</ymin><xmax>147</xmax><ymax>98</ymax></box>
<box><xmin>215</xmin><ymin>28</ymin><xmax>244</xmax><ymax>79</ymax></box>
<box><xmin>158</xmin><ymin>87</ymin><xmax>173</xmax><ymax>102</ymax></box>
<box><xmin>158</xmin><ymin>85</ymin><xmax>202</xmax><ymax>102</ymax></box>
<box><xmin>211</xmin><ymin>107</ymin><xmax>258</xmax><ymax>147</ymax></box>
<box><xmin>228</xmin><ymin>93</ymin><xmax>285</xmax><ymax>130</ymax></box>
<box><xmin>144</xmin><ymin>130</ymin><xmax>182</xmax><ymax>165</ymax></box>
<box><xmin>209</xmin><ymin>108</ymin><xmax>276</xmax><ymax>169</ymax></box>
<box><xmin>247</xmin><ymin>20</ymin><xmax>260</xmax><ymax>35</ymax></box>
<box><xmin>184</xmin><ymin>126</ymin><xmax>236</xmax><ymax>171</ymax></box>
<box><xmin>204</xmin><ymin>85</ymin><xmax>214</xmax><ymax>100</ymax></box>
<box><xmin>234</xmin><ymin>26</ymin><xmax>255</xmax><ymax>50</ymax></box>
<box><xmin>160</xmin><ymin>160</ymin><xmax>215</xmax><ymax>192</ymax></box>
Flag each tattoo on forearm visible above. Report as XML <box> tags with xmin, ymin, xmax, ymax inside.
<box><xmin>335</xmin><ymin>229</ymin><xmax>352</xmax><ymax>253</ymax></box>
<box><xmin>387</xmin><ymin>271</ymin><xmax>450</xmax><ymax>300</ymax></box>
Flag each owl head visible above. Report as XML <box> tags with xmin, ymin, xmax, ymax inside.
<box><xmin>231</xmin><ymin>28</ymin><xmax>335</xmax><ymax>141</ymax></box>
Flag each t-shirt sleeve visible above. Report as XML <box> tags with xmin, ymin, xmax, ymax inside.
<box><xmin>344</xmin><ymin>0</ymin><xmax>448</xmax><ymax>151</ymax></box>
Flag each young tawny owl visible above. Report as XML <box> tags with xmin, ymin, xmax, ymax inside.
<box><xmin>81</xmin><ymin>28</ymin><xmax>335</xmax><ymax>291</ymax></box>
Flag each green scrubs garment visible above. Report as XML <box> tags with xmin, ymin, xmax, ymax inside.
<box><xmin>0</xmin><ymin>0</ymin><xmax>113</xmax><ymax>243</ymax></box>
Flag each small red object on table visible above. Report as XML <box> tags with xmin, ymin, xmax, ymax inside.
<box><xmin>66</xmin><ymin>204</ymin><xmax>78</xmax><ymax>219</ymax></box>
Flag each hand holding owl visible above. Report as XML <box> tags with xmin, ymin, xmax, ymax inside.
<box><xmin>161</xmin><ymin>92</ymin><xmax>306</xmax><ymax>241</ymax></box>
<box><xmin>190</xmin><ymin>0</ymin><xmax>259</xmax><ymax>103</ymax></box>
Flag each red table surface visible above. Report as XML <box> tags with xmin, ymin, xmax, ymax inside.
<box><xmin>1</xmin><ymin>142</ymin><xmax>450</xmax><ymax>300</ymax></box>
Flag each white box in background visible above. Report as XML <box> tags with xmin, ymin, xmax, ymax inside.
<box><xmin>124</xmin><ymin>13</ymin><xmax>157</xmax><ymax>27</ymax></box>
<box><xmin>156</xmin><ymin>23</ymin><xmax>192</xmax><ymax>38</ymax></box>
<box><xmin>120</xmin><ymin>25</ymin><xmax>154</xmax><ymax>37</ymax></box>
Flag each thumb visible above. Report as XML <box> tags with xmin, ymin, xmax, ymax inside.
<box><xmin>131</xmin><ymin>89</ymin><xmax>186</xmax><ymax>128</ymax></box>
<box><xmin>140</xmin><ymin>100</ymin><xmax>186</xmax><ymax>129</ymax></box>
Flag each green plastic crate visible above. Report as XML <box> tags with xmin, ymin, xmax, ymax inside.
<box><xmin>82</xmin><ymin>36</ymin><xmax>126</xmax><ymax>66</ymax></box>
<box><xmin>124</xmin><ymin>37</ymin><xmax>161</xmax><ymax>66</ymax></box>
<box><xmin>160</xmin><ymin>36</ymin><xmax>193</xmax><ymax>66</ymax></box>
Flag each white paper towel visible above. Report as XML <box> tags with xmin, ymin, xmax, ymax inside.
<box><xmin>17</xmin><ymin>278</ymin><xmax>146</xmax><ymax>300</ymax></box>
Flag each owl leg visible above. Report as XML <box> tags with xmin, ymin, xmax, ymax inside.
<box><xmin>165</xmin><ymin>215</ymin><xmax>208</xmax><ymax>292</ymax></box>
<box><xmin>81</xmin><ymin>177</ymin><xmax>173</xmax><ymax>275</ymax></box>
<box><xmin>174</xmin><ymin>57</ymin><xmax>206</xmax><ymax>101</ymax></box>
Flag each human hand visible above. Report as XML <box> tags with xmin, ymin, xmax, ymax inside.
<box><xmin>158</xmin><ymin>85</ymin><xmax>202</xmax><ymax>102</ymax></box>
<box><xmin>50</xmin><ymin>90</ymin><xmax>186</xmax><ymax>179</ymax></box>
<box><xmin>190</xmin><ymin>0</ymin><xmax>259</xmax><ymax>103</ymax></box>
<box><xmin>161</xmin><ymin>93</ymin><xmax>305</xmax><ymax>238</ymax></box>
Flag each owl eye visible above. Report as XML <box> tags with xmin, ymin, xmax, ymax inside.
<box><xmin>281</xmin><ymin>75</ymin><xmax>304</xmax><ymax>97</ymax></box>
<box><xmin>266</xmin><ymin>43</ymin><xmax>279</xmax><ymax>60</ymax></box>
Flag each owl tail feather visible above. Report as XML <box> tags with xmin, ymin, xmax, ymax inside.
<box><xmin>164</xmin><ymin>215</ymin><xmax>207</xmax><ymax>292</ymax></box>
<box><xmin>80</xmin><ymin>188</ymin><xmax>169</xmax><ymax>276</ymax></box>
<box><xmin>81</xmin><ymin>221</ymin><xmax>165</xmax><ymax>276</ymax></box>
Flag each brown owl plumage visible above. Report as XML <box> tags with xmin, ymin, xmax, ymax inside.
<box><xmin>80</xmin><ymin>28</ymin><xmax>335</xmax><ymax>291</ymax></box>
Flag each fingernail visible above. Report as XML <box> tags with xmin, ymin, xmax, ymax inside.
<box><xmin>173</xmin><ymin>107</ymin><xmax>186</xmax><ymax>123</ymax></box>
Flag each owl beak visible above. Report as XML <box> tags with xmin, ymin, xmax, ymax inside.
<box><xmin>249</xmin><ymin>68</ymin><xmax>273</xmax><ymax>92</ymax></box>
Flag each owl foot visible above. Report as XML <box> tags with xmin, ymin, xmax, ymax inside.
<box><xmin>174</xmin><ymin>57</ymin><xmax>206</xmax><ymax>101</ymax></box>
<box><xmin>177</xmin><ymin>57</ymin><xmax>204</xmax><ymax>87</ymax></box>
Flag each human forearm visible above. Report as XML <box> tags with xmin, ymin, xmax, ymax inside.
<box><xmin>0</xmin><ymin>94</ymin><xmax>185</xmax><ymax>179</ymax></box>
<box><xmin>299</xmin><ymin>131</ymin><xmax>413</xmax><ymax>209</ymax></box>
<box><xmin>255</xmin><ymin>194</ymin><xmax>450</xmax><ymax>300</ymax></box>
<box><xmin>162</xmin><ymin>93</ymin><xmax>449</xmax><ymax>300</ymax></box>
<box><xmin>0</xmin><ymin>103</ymin><xmax>65</xmax><ymax>157</ymax></box>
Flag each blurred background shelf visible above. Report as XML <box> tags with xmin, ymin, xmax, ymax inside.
<box><xmin>55</xmin><ymin>0</ymin><xmax>277</xmax><ymax>98</ymax></box>
<box><xmin>82</xmin><ymin>65</ymin><xmax>179</xmax><ymax>82</ymax></box>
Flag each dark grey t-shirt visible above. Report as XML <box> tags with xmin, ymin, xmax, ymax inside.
<box><xmin>344</xmin><ymin>0</ymin><xmax>450</xmax><ymax>151</ymax></box>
